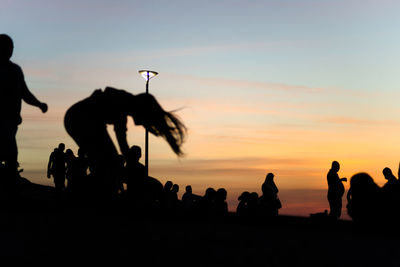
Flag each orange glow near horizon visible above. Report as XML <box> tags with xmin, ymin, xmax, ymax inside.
<box><xmin>14</xmin><ymin>72</ymin><xmax>400</xmax><ymax>219</ymax></box>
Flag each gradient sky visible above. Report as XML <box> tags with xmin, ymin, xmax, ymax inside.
<box><xmin>2</xmin><ymin>0</ymin><xmax>400</xmax><ymax>218</ymax></box>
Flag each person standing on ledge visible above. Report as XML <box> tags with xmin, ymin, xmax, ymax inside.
<box><xmin>0</xmin><ymin>34</ymin><xmax>48</xmax><ymax>174</ymax></box>
<box><xmin>327</xmin><ymin>161</ymin><xmax>347</xmax><ymax>220</ymax></box>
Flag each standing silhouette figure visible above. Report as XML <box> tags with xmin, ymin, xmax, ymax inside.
<box><xmin>326</xmin><ymin>161</ymin><xmax>347</xmax><ymax>220</ymax></box>
<box><xmin>163</xmin><ymin>180</ymin><xmax>174</xmax><ymax>212</ymax></box>
<box><xmin>0</xmin><ymin>34</ymin><xmax>47</xmax><ymax>173</ymax></box>
<box><xmin>382</xmin><ymin>167</ymin><xmax>399</xmax><ymax>195</ymax></box>
<box><xmin>215</xmin><ymin>188</ymin><xmax>228</xmax><ymax>217</ymax></box>
<box><xmin>125</xmin><ymin>145</ymin><xmax>146</xmax><ymax>196</ymax></box>
<box><xmin>260</xmin><ymin>172</ymin><xmax>281</xmax><ymax>216</ymax></box>
<box><xmin>182</xmin><ymin>185</ymin><xmax>199</xmax><ymax>216</ymax></box>
<box><xmin>68</xmin><ymin>148</ymin><xmax>89</xmax><ymax>199</ymax></box>
<box><xmin>236</xmin><ymin>191</ymin><xmax>250</xmax><ymax>217</ymax></box>
<box><xmin>47</xmin><ymin>143</ymin><xmax>66</xmax><ymax>193</ymax></box>
<box><xmin>64</xmin><ymin>86</ymin><xmax>186</xmax><ymax>199</ymax></box>
<box><xmin>381</xmin><ymin>167</ymin><xmax>400</xmax><ymax>221</ymax></box>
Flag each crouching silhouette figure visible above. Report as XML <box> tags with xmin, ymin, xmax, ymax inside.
<box><xmin>64</xmin><ymin>87</ymin><xmax>186</xmax><ymax>201</ymax></box>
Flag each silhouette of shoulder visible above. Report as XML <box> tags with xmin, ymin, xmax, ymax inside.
<box><xmin>0</xmin><ymin>60</ymin><xmax>22</xmax><ymax>76</ymax></box>
<box><xmin>327</xmin><ymin>169</ymin><xmax>339</xmax><ymax>183</ymax></box>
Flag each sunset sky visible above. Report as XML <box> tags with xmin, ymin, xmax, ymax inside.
<box><xmin>2</xmin><ymin>0</ymin><xmax>400</xmax><ymax>218</ymax></box>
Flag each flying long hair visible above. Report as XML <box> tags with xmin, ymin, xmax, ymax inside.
<box><xmin>134</xmin><ymin>93</ymin><xmax>187</xmax><ymax>156</ymax></box>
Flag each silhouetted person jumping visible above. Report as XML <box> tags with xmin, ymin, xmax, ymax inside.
<box><xmin>64</xmin><ymin>87</ymin><xmax>186</xmax><ymax>199</ymax></box>
<box><xmin>0</xmin><ymin>34</ymin><xmax>47</xmax><ymax>174</ymax></box>
<box><xmin>327</xmin><ymin>161</ymin><xmax>347</xmax><ymax>220</ymax></box>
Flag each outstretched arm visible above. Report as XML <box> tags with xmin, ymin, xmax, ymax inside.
<box><xmin>21</xmin><ymin>73</ymin><xmax>47</xmax><ymax>112</ymax></box>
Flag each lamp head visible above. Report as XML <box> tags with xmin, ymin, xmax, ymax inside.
<box><xmin>138</xmin><ymin>70</ymin><xmax>158</xmax><ymax>81</ymax></box>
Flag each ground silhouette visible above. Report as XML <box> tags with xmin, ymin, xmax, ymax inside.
<box><xmin>0</xmin><ymin>174</ymin><xmax>399</xmax><ymax>266</ymax></box>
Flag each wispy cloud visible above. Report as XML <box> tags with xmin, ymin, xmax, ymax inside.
<box><xmin>317</xmin><ymin>116</ymin><xmax>400</xmax><ymax>126</ymax></box>
<box><xmin>164</xmin><ymin>72</ymin><xmax>325</xmax><ymax>93</ymax></box>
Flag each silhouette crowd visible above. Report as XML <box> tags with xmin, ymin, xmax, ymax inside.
<box><xmin>44</xmin><ymin>142</ymin><xmax>282</xmax><ymax>219</ymax></box>
<box><xmin>2</xmin><ymin>33</ymin><xmax>400</xmax><ymax>226</ymax></box>
<box><xmin>43</xmin><ymin>143</ymin><xmax>400</xmax><ymax>225</ymax></box>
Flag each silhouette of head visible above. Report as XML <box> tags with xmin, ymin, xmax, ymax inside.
<box><xmin>216</xmin><ymin>188</ymin><xmax>227</xmax><ymax>201</ymax></box>
<box><xmin>331</xmin><ymin>161</ymin><xmax>340</xmax><ymax>172</ymax></box>
<box><xmin>0</xmin><ymin>34</ymin><xmax>13</xmax><ymax>62</ymax></box>
<box><xmin>265</xmin><ymin>172</ymin><xmax>274</xmax><ymax>182</ymax></box>
<box><xmin>238</xmin><ymin>191</ymin><xmax>250</xmax><ymax>202</ymax></box>
<box><xmin>382</xmin><ymin>167</ymin><xmax>395</xmax><ymax>180</ymax></box>
<box><xmin>172</xmin><ymin>184</ymin><xmax>179</xmax><ymax>193</ymax></box>
<box><xmin>132</xmin><ymin>93</ymin><xmax>187</xmax><ymax>156</ymax></box>
<box><xmin>65</xmin><ymin>148</ymin><xmax>74</xmax><ymax>157</ymax></box>
<box><xmin>204</xmin><ymin>187</ymin><xmax>216</xmax><ymax>200</ymax></box>
<box><xmin>58</xmin><ymin>143</ymin><xmax>65</xmax><ymax>152</ymax></box>
<box><xmin>164</xmin><ymin>180</ymin><xmax>173</xmax><ymax>191</ymax></box>
<box><xmin>249</xmin><ymin>192</ymin><xmax>259</xmax><ymax>204</ymax></box>
<box><xmin>185</xmin><ymin>185</ymin><xmax>192</xmax><ymax>194</ymax></box>
<box><xmin>350</xmin><ymin>172</ymin><xmax>379</xmax><ymax>193</ymax></box>
<box><xmin>128</xmin><ymin>145</ymin><xmax>142</xmax><ymax>161</ymax></box>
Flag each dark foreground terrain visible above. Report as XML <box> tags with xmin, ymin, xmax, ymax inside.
<box><xmin>1</xmin><ymin>178</ymin><xmax>400</xmax><ymax>266</ymax></box>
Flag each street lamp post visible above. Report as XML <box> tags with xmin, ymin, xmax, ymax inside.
<box><xmin>138</xmin><ymin>70</ymin><xmax>158</xmax><ymax>177</ymax></box>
